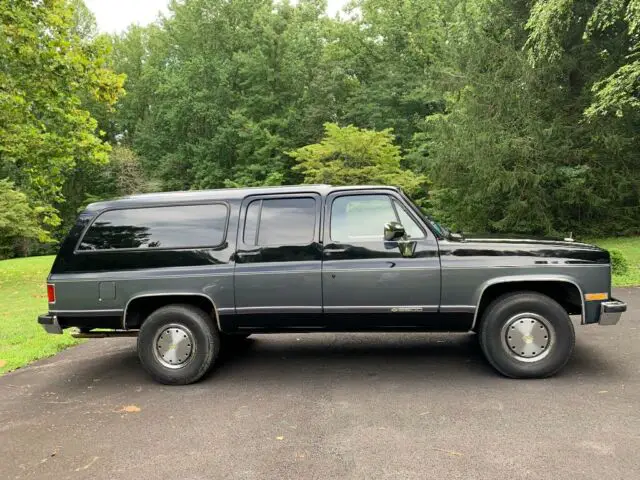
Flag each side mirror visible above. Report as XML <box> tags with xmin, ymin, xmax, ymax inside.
<box><xmin>384</xmin><ymin>221</ymin><xmax>406</xmax><ymax>241</ymax></box>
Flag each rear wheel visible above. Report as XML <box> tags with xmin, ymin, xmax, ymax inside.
<box><xmin>478</xmin><ymin>292</ymin><xmax>575</xmax><ymax>378</ymax></box>
<box><xmin>137</xmin><ymin>304</ymin><xmax>220</xmax><ymax>385</ymax></box>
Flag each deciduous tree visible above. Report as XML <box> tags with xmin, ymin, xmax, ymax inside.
<box><xmin>0</xmin><ymin>0</ymin><xmax>124</xmax><ymax>232</ymax></box>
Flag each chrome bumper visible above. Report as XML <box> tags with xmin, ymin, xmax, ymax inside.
<box><xmin>38</xmin><ymin>314</ymin><xmax>63</xmax><ymax>334</ymax></box>
<box><xmin>599</xmin><ymin>299</ymin><xmax>627</xmax><ymax>326</ymax></box>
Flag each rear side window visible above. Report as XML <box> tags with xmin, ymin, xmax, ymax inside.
<box><xmin>244</xmin><ymin>197</ymin><xmax>316</xmax><ymax>246</ymax></box>
<box><xmin>78</xmin><ymin>204</ymin><xmax>228</xmax><ymax>251</ymax></box>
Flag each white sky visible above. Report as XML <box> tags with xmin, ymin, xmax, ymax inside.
<box><xmin>86</xmin><ymin>0</ymin><xmax>349</xmax><ymax>33</ymax></box>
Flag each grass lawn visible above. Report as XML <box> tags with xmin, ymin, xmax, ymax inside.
<box><xmin>0</xmin><ymin>255</ymin><xmax>79</xmax><ymax>374</ymax></box>
<box><xmin>0</xmin><ymin>237</ymin><xmax>638</xmax><ymax>374</ymax></box>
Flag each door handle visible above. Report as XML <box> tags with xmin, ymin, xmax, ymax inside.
<box><xmin>324</xmin><ymin>248</ymin><xmax>347</xmax><ymax>254</ymax></box>
<box><xmin>237</xmin><ymin>250</ymin><xmax>261</xmax><ymax>257</ymax></box>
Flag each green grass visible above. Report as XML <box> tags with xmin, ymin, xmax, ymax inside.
<box><xmin>590</xmin><ymin>237</ymin><xmax>640</xmax><ymax>287</ymax></box>
<box><xmin>0</xmin><ymin>236</ymin><xmax>638</xmax><ymax>374</ymax></box>
<box><xmin>0</xmin><ymin>256</ymin><xmax>79</xmax><ymax>374</ymax></box>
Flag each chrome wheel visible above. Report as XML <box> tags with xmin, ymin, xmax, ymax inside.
<box><xmin>500</xmin><ymin>312</ymin><xmax>554</xmax><ymax>362</ymax></box>
<box><xmin>153</xmin><ymin>324</ymin><xmax>196</xmax><ymax>369</ymax></box>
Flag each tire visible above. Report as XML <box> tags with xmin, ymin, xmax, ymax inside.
<box><xmin>478</xmin><ymin>292</ymin><xmax>575</xmax><ymax>379</ymax></box>
<box><xmin>137</xmin><ymin>304</ymin><xmax>220</xmax><ymax>385</ymax></box>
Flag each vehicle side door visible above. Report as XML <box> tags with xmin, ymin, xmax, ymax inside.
<box><xmin>233</xmin><ymin>193</ymin><xmax>324</xmax><ymax>329</ymax></box>
<box><xmin>322</xmin><ymin>189</ymin><xmax>442</xmax><ymax>329</ymax></box>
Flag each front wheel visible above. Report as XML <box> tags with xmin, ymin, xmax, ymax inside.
<box><xmin>137</xmin><ymin>304</ymin><xmax>220</xmax><ymax>385</ymax></box>
<box><xmin>478</xmin><ymin>292</ymin><xmax>575</xmax><ymax>378</ymax></box>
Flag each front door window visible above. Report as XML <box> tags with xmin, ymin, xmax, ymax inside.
<box><xmin>330</xmin><ymin>194</ymin><xmax>424</xmax><ymax>242</ymax></box>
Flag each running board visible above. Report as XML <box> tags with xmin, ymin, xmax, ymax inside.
<box><xmin>71</xmin><ymin>330</ymin><xmax>139</xmax><ymax>338</ymax></box>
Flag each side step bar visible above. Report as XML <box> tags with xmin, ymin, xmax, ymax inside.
<box><xmin>71</xmin><ymin>330</ymin><xmax>139</xmax><ymax>338</ymax></box>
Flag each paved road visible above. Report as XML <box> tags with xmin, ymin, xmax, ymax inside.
<box><xmin>2</xmin><ymin>288</ymin><xmax>640</xmax><ymax>480</ymax></box>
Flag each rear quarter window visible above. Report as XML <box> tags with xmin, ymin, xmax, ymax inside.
<box><xmin>77</xmin><ymin>204</ymin><xmax>228</xmax><ymax>251</ymax></box>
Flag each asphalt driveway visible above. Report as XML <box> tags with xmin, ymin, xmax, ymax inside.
<box><xmin>2</xmin><ymin>287</ymin><xmax>640</xmax><ymax>479</ymax></box>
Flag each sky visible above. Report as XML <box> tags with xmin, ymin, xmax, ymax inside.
<box><xmin>86</xmin><ymin>0</ymin><xmax>349</xmax><ymax>33</ymax></box>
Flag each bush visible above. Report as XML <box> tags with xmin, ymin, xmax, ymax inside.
<box><xmin>609</xmin><ymin>248</ymin><xmax>629</xmax><ymax>276</ymax></box>
<box><xmin>0</xmin><ymin>180</ymin><xmax>51</xmax><ymax>259</ymax></box>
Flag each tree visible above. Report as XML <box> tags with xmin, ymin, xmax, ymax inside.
<box><xmin>60</xmin><ymin>146</ymin><xmax>149</xmax><ymax>229</ymax></box>
<box><xmin>103</xmin><ymin>24</ymin><xmax>161</xmax><ymax>144</ymax></box>
<box><xmin>124</xmin><ymin>0</ymin><xmax>335</xmax><ymax>190</ymax></box>
<box><xmin>0</xmin><ymin>180</ymin><xmax>50</xmax><ymax>259</ymax></box>
<box><xmin>329</xmin><ymin>0</ymin><xmax>447</xmax><ymax>149</ymax></box>
<box><xmin>525</xmin><ymin>0</ymin><xmax>640</xmax><ymax>117</ymax></box>
<box><xmin>411</xmin><ymin>0</ymin><xmax>640</xmax><ymax>236</ymax></box>
<box><xmin>108</xmin><ymin>146</ymin><xmax>147</xmax><ymax>196</ymax></box>
<box><xmin>290</xmin><ymin>123</ymin><xmax>429</xmax><ymax>205</ymax></box>
<box><xmin>96</xmin><ymin>0</ymin><xmax>639</xmax><ymax>237</ymax></box>
<box><xmin>0</xmin><ymin>0</ymin><xmax>125</xmax><ymax>231</ymax></box>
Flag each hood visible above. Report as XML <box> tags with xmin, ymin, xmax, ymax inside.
<box><xmin>441</xmin><ymin>233</ymin><xmax>609</xmax><ymax>264</ymax></box>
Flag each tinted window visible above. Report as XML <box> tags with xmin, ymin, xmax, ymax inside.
<box><xmin>244</xmin><ymin>200</ymin><xmax>260</xmax><ymax>244</ymax></box>
<box><xmin>78</xmin><ymin>204</ymin><xmax>228</xmax><ymax>251</ymax></box>
<box><xmin>244</xmin><ymin>198</ymin><xmax>316</xmax><ymax>246</ymax></box>
<box><xmin>331</xmin><ymin>195</ymin><xmax>424</xmax><ymax>241</ymax></box>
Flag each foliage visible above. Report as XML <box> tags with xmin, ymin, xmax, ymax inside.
<box><xmin>0</xmin><ymin>0</ymin><xmax>124</xmax><ymax>234</ymax></box>
<box><xmin>108</xmin><ymin>0</ymin><xmax>449</xmax><ymax>191</ymax></box>
<box><xmin>102</xmin><ymin>0</ymin><xmax>638</xmax><ymax>237</ymax></box>
<box><xmin>106</xmin><ymin>146</ymin><xmax>147</xmax><ymax>197</ymax></box>
<box><xmin>525</xmin><ymin>0</ymin><xmax>640</xmax><ymax>117</ymax></box>
<box><xmin>411</xmin><ymin>0</ymin><xmax>640</xmax><ymax>236</ymax></box>
<box><xmin>290</xmin><ymin>123</ymin><xmax>429</xmax><ymax>205</ymax></box>
<box><xmin>2</xmin><ymin>0</ymin><xmax>640</xmax><ymax>256</ymax></box>
<box><xmin>609</xmin><ymin>247</ymin><xmax>630</xmax><ymax>275</ymax></box>
<box><xmin>326</xmin><ymin>0</ymin><xmax>447</xmax><ymax>149</ymax></box>
<box><xmin>59</xmin><ymin>146</ymin><xmax>148</xmax><ymax>230</ymax></box>
<box><xmin>0</xmin><ymin>181</ymin><xmax>51</xmax><ymax>259</ymax></box>
<box><xmin>592</xmin><ymin>236</ymin><xmax>640</xmax><ymax>285</ymax></box>
<box><xmin>119</xmin><ymin>0</ymin><xmax>334</xmax><ymax>190</ymax></box>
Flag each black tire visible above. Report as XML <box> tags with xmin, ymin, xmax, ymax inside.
<box><xmin>137</xmin><ymin>304</ymin><xmax>220</xmax><ymax>385</ymax></box>
<box><xmin>478</xmin><ymin>292</ymin><xmax>575</xmax><ymax>379</ymax></box>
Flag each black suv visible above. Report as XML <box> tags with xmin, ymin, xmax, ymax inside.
<box><xmin>39</xmin><ymin>185</ymin><xmax>625</xmax><ymax>384</ymax></box>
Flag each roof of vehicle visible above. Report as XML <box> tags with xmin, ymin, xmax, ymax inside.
<box><xmin>83</xmin><ymin>184</ymin><xmax>400</xmax><ymax>213</ymax></box>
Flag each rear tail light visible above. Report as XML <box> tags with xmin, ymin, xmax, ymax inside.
<box><xmin>47</xmin><ymin>284</ymin><xmax>56</xmax><ymax>303</ymax></box>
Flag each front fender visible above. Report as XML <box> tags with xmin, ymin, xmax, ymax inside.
<box><xmin>470</xmin><ymin>274</ymin><xmax>587</xmax><ymax>329</ymax></box>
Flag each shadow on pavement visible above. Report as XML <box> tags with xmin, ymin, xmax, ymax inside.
<box><xmin>6</xmin><ymin>333</ymin><xmax>623</xmax><ymax>394</ymax></box>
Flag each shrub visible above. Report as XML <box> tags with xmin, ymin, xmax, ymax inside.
<box><xmin>609</xmin><ymin>248</ymin><xmax>629</xmax><ymax>276</ymax></box>
<box><xmin>0</xmin><ymin>180</ymin><xmax>51</xmax><ymax>259</ymax></box>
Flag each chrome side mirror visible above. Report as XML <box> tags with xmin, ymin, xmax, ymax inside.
<box><xmin>384</xmin><ymin>221</ymin><xmax>406</xmax><ymax>241</ymax></box>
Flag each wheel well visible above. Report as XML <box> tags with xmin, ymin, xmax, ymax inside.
<box><xmin>474</xmin><ymin>281</ymin><xmax>582</xmax><ymax>331</ymax></box>
<box><xmin>124</xmin><ymin>295</ymin><xmax>217</xmax><ymax>330</ymax></box>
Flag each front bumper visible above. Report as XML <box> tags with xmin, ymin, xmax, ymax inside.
<box><xmin>599</xmin><ymin>299</ymin><xmax>627</xmax><ymax>326</ymax></box>
<box><xmin>38</xmin><ymin>314</ymin><xmax>63</xmax><ymax>334</ymax></box>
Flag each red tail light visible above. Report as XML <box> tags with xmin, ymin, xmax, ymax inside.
<box><xmin>47</xmin><ymin>284</ymin><xmax>56</xmax><ymax>303</ymax></box>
